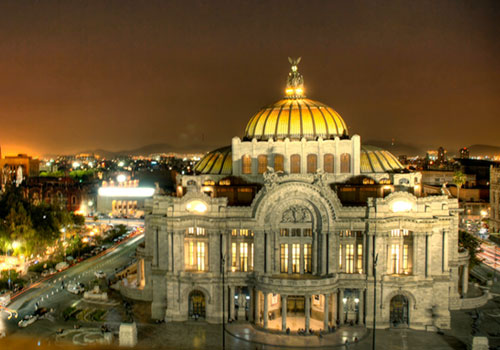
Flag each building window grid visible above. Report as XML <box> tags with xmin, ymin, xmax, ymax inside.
<box><xmin>304</xmin><ymin>244</ymin><xmax>312</xmax><ymax>273</ymax></box>
<box><xmin>339</xmin><ymin>231</ymin><xmax>364</xmax><ymax>273</ymax></box>
<box><xmin>389</xmin><ymin>229</ymin><xmax>413</xmax><ymax>275</ymax></box>
<box><xmin>274</xmin><ymin>154</ymin><xmax>284</xmax><ymax>172</ymax></box>
<box><xmin>185</xmin><ymin>240</ymin><xmax>207</xmax><ymax>271</ymax></box>
<box><xmin>290</xmin><ymin>154</ymin><xmax>301</xmax><ymax>173</ymax></box>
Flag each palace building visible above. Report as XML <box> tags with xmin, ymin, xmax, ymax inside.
<box><xmin>123</xmin><ymin>59</ymin><xmax>471</xmax><ymax>331</ymax></box>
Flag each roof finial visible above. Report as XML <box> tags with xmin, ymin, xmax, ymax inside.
<box><xmin>285</xmin><ymin>57</ymin><xmax>305</xmax><ymax>98</ymax></box>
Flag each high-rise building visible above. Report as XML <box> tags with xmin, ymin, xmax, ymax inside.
<box><xmin>459</xmin><ymin>147</ymin><xmax>470</xmax><ymax>159</ymax></box>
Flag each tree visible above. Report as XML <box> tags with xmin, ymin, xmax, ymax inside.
<box><xmin>453</xmin><ymin>171</ymin><xmax>466</xmax><ymax>204</ymax></box>
<box><xmin>459</xmin><ymin>230</ymin><xmax>482</xmax><ymax>268</ymax></box>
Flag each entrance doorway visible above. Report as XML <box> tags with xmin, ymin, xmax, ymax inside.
<box><xmin>188</xmin><ymin>290</ymin><xmax>206</xmax><ymax>319</ymax></box>
<box><xmin>390</xmin><ymin>295</ymin><xmax>409</xmax><ymax>327</ymax></box>
<box><xmin>287</xmin><ymin>295</ymin><xmax>305</xmax><ymax>315</ymax></box>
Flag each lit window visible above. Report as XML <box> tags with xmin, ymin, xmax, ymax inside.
<box><xmin>231</xmin><ymin>229</ymin><xmax>237</xmax><ymax>236</ymax></box>
<box><xmin>242</xmin><ymin>155</ymin><xmax>252</xmax><ymax>174</ymax></box>
<box><xmin>340</xmin><ymin>153</ymin><xmax>351</xmax><ymax>173</ymax></box>
<box><xmin>280</xmin><ymin>244</ymin><xmax>288</xmax><ymax>273</ymax></box>
<box><xmin>232</xmin><ymin>242</ymin><xmax>237</xmax><ymax>270</ymax></box>
<box><xmin>391</xmin><ymin>244</ymin><xmax>400</xmax><ymax>274</ymax></box>
<box><xmin>346</xmin><ymin>244</ymin><xmax>354</xmax><ymax>273</ymax></box>
<box><xmin>357</xmin><ymin>244</ymin><xmax>363</xmax><ymax>273</ymax></box>
<box><xmin>303</xmin><ymin>228</ymin><xmax>312</xmax><ymax>237</ymax></box>
<box><xmin>250</xmin><ymin>243</ymin><xmax>254</xmax><ymax>271</ymax></box>
<box><xmin>197</xmin><ymin>242</ymin><xmax>205</xmax><ymax>271</ymax></box>
<box><xmin>307</xmin><ymin>154</ymin><xmax>317</xmax><ymax>174</ymax></box>
<box><xmin>257</xmin><ymin>155</ymin><xmax>268</xmax><ymax>174</ymax></box>
<box><xmin>189</xmin><ymin>241</ymin><xmax>195</xmax><ymax>266</ymax></box>
<box><xmin>304</xmin><ymin>244</ymin><xmax>312</xmax><ymax>273</ymax></box>
<box><xmin>196</xmin><ymin>227</ymin><xmax>206</xmax><ymax>236</ymax></box>
<box><xmin>240</xmin><ymin>229</ymin><xmax>249</xmax><ymax>237</ymax></box>
<box><xmin>274</xmin><ymin>154</ymin><xmax>284</xmax><ymax>172</ymax></box>
<box><xmin>324</xmin><ymin>154</ymin><xmax>334</xmax><ymax>173</ymax></box>
<box><xmin>290</xmin><ymin>154</ymin><xmax>301</xmax><ymax>173</ymax></box>
<box><xmin>292</xmin><ymin>244</ymin><xmax>300</xmax><ymax>273</ymax></box>
<box><xmin>403</xmin><ymin>244</ymin><xmax>409</xmax><ymax>273</ymax></box>
<box><xmin>240</xmin><ymin>243</ymin><xmax>248</xmax><ymax>272</ymax></box>
<box><xmin>280</xmin><ymin>229</ymin><xmax>289</xmax><ymax>237</ymax></box>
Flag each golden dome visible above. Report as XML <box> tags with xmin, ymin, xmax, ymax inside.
<box><xmin>194</xmin><ymin>146</ymin><xmax>232</xmax><ymax>175</ymax></box>
<box><xmin>244</xmin><ymin>98</ymin><xmax>348</xmax><ymax>141</ymax></box>
<box><xmin>360</xmin><ymin>145</ymin><xmax>405</xmax><ymax>173</ymax></box>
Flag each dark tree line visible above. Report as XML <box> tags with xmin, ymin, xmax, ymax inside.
<box><xmin>0</xmin><ymin>185</ymin><xmax>84</xmax><ymax>256</ymax></box>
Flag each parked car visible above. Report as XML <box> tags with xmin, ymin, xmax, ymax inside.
<box><xmin>55</xmin><ymin>262</ymin><xmax>69</xmax><ymax>272</ymax></box>
<box><xmin>94</xmin><ymin>271</ymin><xmax>106</xmax><ymax>279</ymax></box>
<box><xmin>67</xmin><ymin>283</ymin><xmax>85</xmax><ymax>295</ymax></box>
<box><xmin>18</xmin><ymin>314</ymin><xmax>38</xmax><ymax>328</ymax></box>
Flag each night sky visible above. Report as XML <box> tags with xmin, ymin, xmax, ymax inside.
<box><xmin>0</xmin><ymin>0</ymin><xmax>498</xmax><ymax>156</ymax></box>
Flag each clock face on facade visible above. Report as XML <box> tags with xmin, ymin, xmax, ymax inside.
<box><xmin>186</xmin><ymin>200</ymin><xmax>208</xmax><ymax>214</ymax></box>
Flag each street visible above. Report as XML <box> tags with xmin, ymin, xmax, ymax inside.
<box><xmin>0</xmin><ymin>233</ymin><xmax>144</xmax><ymax>340</ymax></box>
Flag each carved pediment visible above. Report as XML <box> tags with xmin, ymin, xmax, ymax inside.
<box><xmin>282</xmin><ymin>205</ymin><xmax>312</xmax><ymax>223</ymax></box>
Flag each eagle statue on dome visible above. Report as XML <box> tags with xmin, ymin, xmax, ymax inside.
<box><xmin>286</xmin><ymin>57</ymin><xmax>304</xmax><ymax>97</ymax></box>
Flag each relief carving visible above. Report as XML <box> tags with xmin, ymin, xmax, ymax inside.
<box><xmin>282</xmin><ymin>205</ymin><xmax>312</xmax><ymax>223</ymax></box>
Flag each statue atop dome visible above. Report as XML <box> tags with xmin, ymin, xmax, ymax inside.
<box><xmin>286</xmin><ymin>57</ymin><xmax>305</xmax><ymax>98</ymax></box>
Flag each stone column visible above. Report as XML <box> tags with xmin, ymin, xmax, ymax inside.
<box><xmin>263</xmin><ymin>292</ymin><xmax>269</xmax><ymax>329</ymax></box>
<box><xmin>323</xmin><ymin>293</ymin><xmax>329</xmax><ymax>330</ymax></box>
<box><xmin>255</xmin><ymin>290</ymin><xmax>260</xmax><ymax>325</ymax></box>
<box><xmin>367</xmin><ymin>234</ymin><xmax>373</xmax><ymax>276</ymax></box>
<box><xmin>359</xmin><ymin>289</ymin><xmax>364</xmax><ymax>325</ymax></box>
<box><xmin>463</xmin><ymin>264</ymin><xmax>469</xmax><ymax>295</ymax></box>
<box><xmin>249</xmin><ymin>289</ymin><xmax>255</xmax><ymax>322</ymax></box>
<box><xmin>281</xmin><ymin>295</ymin><xmax>287</xmax><ymax>331</ymax></box>
<box><xmin>332</xmin><ymin>291</ymin><xmax>337</xmax><ymax>325</ymax></box>
<box><xmin>339</xmin><ymin>289</ymin><xmax>344</xmax><ymax>325</ymax></box>
<box><xmin>305</xmin><ymin>294</ymin><xmax>311</xmax><ymax>331</ymax></box>
<box><xmin>321</xmin><ymin>233</ymin><xmax>327</xmax><ymax>275</ymax></box>
<box><xmin>229</xmin><ymin>286</ymin><xmax>235</xmax><ymax>321</ymax></box>
<box><xmin>312</xmin><ymin>234</ymin><xmax>317</xmax><ymax>275</ymax></box>
<box><xmin>426</xmin><ymin>233</ymin><xmax>432</xmax><ymax>277</ymax></box>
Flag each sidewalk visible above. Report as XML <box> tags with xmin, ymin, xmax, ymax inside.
<box><xmin>225</xmin><ymin>323</ymin><xmax>368</xmax><ymax>348</ymax></box>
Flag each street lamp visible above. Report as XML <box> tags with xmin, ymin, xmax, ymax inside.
<box><xmin>372</xmin><ymin>253</ymin><xmax>378</xmax><ymax>350</ymax></box>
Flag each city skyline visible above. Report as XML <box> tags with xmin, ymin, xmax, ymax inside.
<box><xmin>0</xmin><ymin>0</ymin><xmax>498</xmax><ymax>156</ymax></box>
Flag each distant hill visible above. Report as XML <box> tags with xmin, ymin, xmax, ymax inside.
<box><xmin>76</xmin><ymin>143</ymin><xmax>221</xmax><ymax>158</ymax></box>
<box><xmin>467</xmin><ymin>144</ymin><xmax>500</xmax><ymax>158</ymax></box>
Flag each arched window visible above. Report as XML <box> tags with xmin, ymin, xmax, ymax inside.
<box><xmin>274</xmin><ymin>154</ymin><xmax>284</xmax><ymax>172</ymax></box>
<box><xmin>257</xmin><ymin>155</ymin><xmax>268</xmax><ymax>174</ymax></box>
<box><xmin>241</xmin><ymin>155</ymin><xmax>252</xmax><ymax>174</ymax></box>
<box><xmin>290</xmin><ymin>154</ymin><xmax>301</xmax><ymax>174</ymax></box>
<box><xmin>307</xmin><ymin>154</ymin><xmax>317</xmax><ymax>174</ymax></box>
<box><xmin>340</xmin><ymin>153</ymin><xmax>351</xmax><ymax>173</ymax></box>
<box><xmin>324</xmin><ymin>154</ymin><xmax>334</xmax><ymax>173</ymax></box>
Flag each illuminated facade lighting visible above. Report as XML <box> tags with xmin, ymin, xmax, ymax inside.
<box><xmin>98</xmin><ymin>187</ymin><xmax>155</xmax><ymax>197</ymax></box>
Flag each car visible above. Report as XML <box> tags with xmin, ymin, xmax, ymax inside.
<box><xmin>67</xmin><ymin>283</ymin><xmax>85</xmax><ymax>295</ymax></box>
<box><xmin>18</xmin><ymin>314</ymin><xmax>38</xmax><ymax>328</ymax></box>
<box><xmin>34</xmin><ymin>307</ymin><xmax>52</xmax><ymax>319</ymax></box>
<box><xmin>94</xmin><ymin>271</ymin><xmax>106</xmax><ymax>279</ymax></box>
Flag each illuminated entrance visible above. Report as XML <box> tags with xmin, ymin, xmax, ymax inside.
<box><xmin>188</xmin><ymin>290</ymin><xmax>206</xmax><ymax>319</ymax></box>
<box><xmin>287</xmin><ymin>295</ymin><xmax>305</xmax><ymax>315</ymax></box>
<box><xmin>390</xmin><ymin>295</ymin><xmax>409</xmax><ymax>327</ymax></box>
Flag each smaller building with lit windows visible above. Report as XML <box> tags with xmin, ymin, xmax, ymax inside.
<box><xmin>122</xmin><ymin>59</ymin><xmax>476</xmax><ymax>332</ymax></box>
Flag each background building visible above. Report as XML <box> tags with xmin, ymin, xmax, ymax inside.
<box><xmin>491</xmin><ymin>166</ymin><xmax>500</xmax><ymax>234</ymax></box>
